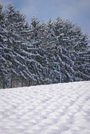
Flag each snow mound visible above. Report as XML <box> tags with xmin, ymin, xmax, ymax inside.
<box><xmin>0</xmin><ymin>81</ymin><xmax>90</xmax><ymax>134</ymax></box>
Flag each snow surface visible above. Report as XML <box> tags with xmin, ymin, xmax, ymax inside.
<box><xmin>0</xmin><ymin>81</ymin><xmax>90</xmax><ymax>134</ymax></box>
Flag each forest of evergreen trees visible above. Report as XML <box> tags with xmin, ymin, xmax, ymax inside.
<box><xmin>0</xmin><ymin>4</ymin><xmax>90</xmax><ymax>88</ymax></box>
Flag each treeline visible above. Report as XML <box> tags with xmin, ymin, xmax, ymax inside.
<box><xmin>0</xmin><ymin>4</ymin><xmax>90</xmax><ymax>88</ymax></box>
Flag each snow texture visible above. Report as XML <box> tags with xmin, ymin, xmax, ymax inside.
<box><xmin>0</xmin><ymin>81</ymin><xmax>90</xmax><ymax>134</ymax></box>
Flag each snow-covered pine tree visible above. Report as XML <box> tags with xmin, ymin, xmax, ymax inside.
<box><xmin>0</xmin><ymin>5</ymin><xmax>10</xmax><ymax>88</ymax></box>
<box><xmin>53</xmin><ymin>18</ymin><xmax>74</xmax><ymax>82</ymax></box>
<box><xmin>59</xmin><ymin>20</ymin><xmax>90</xmax><ymax>81</ymax></box>
<box><xmin>28</xmin><ymin>17</ymin><xmax>49</xmax><ymax>85</ymax></box>
<box><xmin>41</xmin><ymin>18</ymin><xmax>73</xmax><ymax>83</ymax></box>
<box><xmin>4</xmin><ymin>4</ymin><xmax>37</xmax><ymax>87</ymax></box>
<box><xmin>41</xmin><ymin>17</ymin><xmax>90</xmax><ymax>83</ymax></box>
<box><xmin>71</xmin><ymin>28</ymin><xmax>90</xmax><ymax>81</ymax></box>
<box><xmin>3</xmin><ymin>4</ymin><xmax>24</xmax><ymax>87</ymax></box>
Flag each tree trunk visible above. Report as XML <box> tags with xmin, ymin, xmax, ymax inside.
<box><xmin>3</xmin><ymin>80</ymin><xmax>5</xmax><ymax>89</ymax></box>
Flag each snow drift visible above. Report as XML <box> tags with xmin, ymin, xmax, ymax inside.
<box><xmin>0</xmin><ymin>81</ymin><xmax>90</xmax><ymax>134</ymax></box>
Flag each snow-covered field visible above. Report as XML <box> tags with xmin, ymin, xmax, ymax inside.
<box><xmin>0</xmin><ymin>81</ymin><xmax>90</xmax><ymax>134</ymax></box>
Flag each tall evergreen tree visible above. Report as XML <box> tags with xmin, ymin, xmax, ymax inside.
<box><xmin>3</xmin><ymin>4</ymin><xmax>35</xmax><ymax>87</ymax></box>
<box><xmin>0</xmin><ymin>5</ymin><xmax>10</xmax><ymax>88</ymax></box>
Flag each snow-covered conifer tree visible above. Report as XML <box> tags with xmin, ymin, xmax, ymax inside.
<box><xmin>0</xmin><ymin>5</ymin><xmax>10</xmax><ymax>88</ymax></box>
<box><xmin>42</xmin><ymin>17</ymin><xmax>90</xmax><ymax>83</ymax></box>
<box><xmin>3</xmin><ymin>5</ymin><xmax>36</xmax><ymax>87</ymax></box>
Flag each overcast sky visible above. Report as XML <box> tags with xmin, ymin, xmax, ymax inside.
<box><xmin>0</xmin><ymin>0</ymin><xmax>90</xmax><ymax>38</ymax></box>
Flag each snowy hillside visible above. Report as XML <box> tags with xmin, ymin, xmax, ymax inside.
<box><xmin>0</xmin><ymin>81</ymin><xmax>90</xmax><ymax>134</ymax></box>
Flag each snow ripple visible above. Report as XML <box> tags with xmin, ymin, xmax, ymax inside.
<box><xmin>0</xmin><ymin>81</ymin><xmax>90</xmax><ymax>134</ymax></box>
